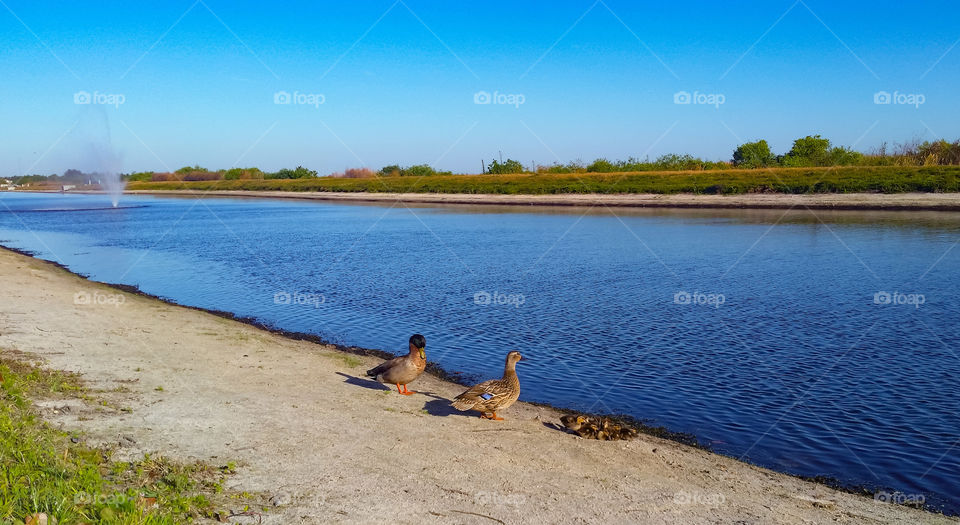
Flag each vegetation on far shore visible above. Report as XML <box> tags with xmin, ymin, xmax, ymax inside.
<box><xmin>121</xmin><ymin>165</ymin><xmax>960</xmax><ymax>195</ymax></box>
<box><xmin>0</xmin><ymin>354</ymin><xmax>258</xmax><ymax>524</ymax></box>
<box><xmin>6</xmin><ymin>135</ymin><xmax>960</xmax><ymax>186</ymax></box>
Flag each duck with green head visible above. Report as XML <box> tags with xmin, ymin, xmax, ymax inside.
<box><xmin>366</xmin><ymin>334</ymin><xmax>427</xmax><ymax>395</ymax></box>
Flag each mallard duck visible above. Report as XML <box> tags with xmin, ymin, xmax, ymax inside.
<box><xmin>365</xmin><ymin>334</ymin><xmax>426</xmax><ymax>395</ymax></box>
<box><xmin>451</xmin><ymin>351</ymin><xmax>524</xmax><ymax>420</ymax></box>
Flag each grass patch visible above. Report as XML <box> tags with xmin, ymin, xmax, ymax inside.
<box><xmin>326</xmin><ymin>353</ymin><xmax>363</xmax><ymax>369</ymax></box>
<box><xmin>2</xmin><ymin>358</ymin><xmax>83</xmax><ymax>400</ymax></box>
<box><xmin>126</xmin><ymin>166</ymin><xmax>960</xmax><ymax>195</ymax></box>
<box><xmin>0</xmin><ymin>356</ymin><xmax>256</xmax><ymax>523</ymax></box>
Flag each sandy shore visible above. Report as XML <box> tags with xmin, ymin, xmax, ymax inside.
<box><xmin>119</xmin><ymin>189</ymin><xmax>960</xmax><ymax>211</ymax></box>
<box><xmin>0</xmin><ymin>247</ymin><xmax>955</xmax><ymax>524</ymax></box>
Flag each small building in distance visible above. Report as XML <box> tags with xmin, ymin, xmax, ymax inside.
<box><xmin>0</xmin><ymin>179</ymin><xmax>17</xmax><ymax>190</ymax></box>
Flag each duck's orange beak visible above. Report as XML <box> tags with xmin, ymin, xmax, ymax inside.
<box><xmin>418</xmin><ymin>348</ymin><xmax>426</xmax><ymax>359</ymax></box>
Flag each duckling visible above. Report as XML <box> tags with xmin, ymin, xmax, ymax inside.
<box><xmin>561</xmin><ymin>413</ymin><xmax>641</xmax><ymax>440</ymax></box>
<box><xmin>560</xmin><ymin>414</ymin><xmax>587</xmax><ymax>432</ymax></box>
<box><xmin>451</xmin><ymin>351</ymin><xmax>524</xmax><ymax>420</ymax></box>
<box><xmin>365</xmin><ymin>334</ymin><xmax>427</xmax><ymax>395</ymax></box>
<box><xmin>576</xmin><ymin>422</ymin><xmax>600</xmax><ymax>439</ymax></box>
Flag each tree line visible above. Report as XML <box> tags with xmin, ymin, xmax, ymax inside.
<box><xmin>9</xmin><ymin>137</ymin><xmax>960</xmax><ymax>184</ymax></box>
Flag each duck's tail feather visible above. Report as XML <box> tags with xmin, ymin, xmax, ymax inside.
<box><xmin>451</xmin><ymin>395</ymin><xmax>476</xmax><ymax>411</ymax></box>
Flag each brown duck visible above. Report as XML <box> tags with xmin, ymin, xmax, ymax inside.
<box><xmin>560</xmin><ymin>414</ymin><xmax>639</xmax><ymax>440</ymax></box>
<box><xmin>451</xmin><ymin>351</ymin><xmax>524</xmax><ymax>420</ymax></box>
<box><xmin>366</xmin><ymin>334</ymin><xmax>426</xmax><ymax>395</ymax></box>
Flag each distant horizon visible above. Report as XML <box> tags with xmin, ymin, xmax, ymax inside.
<box><xmin>2</xmin><ymin>1</ymin><xmax>957</xmax><ymax>177</ymax></box>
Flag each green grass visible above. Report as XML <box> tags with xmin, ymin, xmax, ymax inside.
<box><xmin>125</xmin><ymin>165</ymin><xmax>960</xmax><ymax>195</ymax></box>
<box><xmin>325</xmin><ymin>353</ymin><xmax>363</xmax><ymax>369</ymax></box>
<box><xmin>0</xmin><ymin>357</ymin><xmax>254</xmax><ymax>524</ymax></box>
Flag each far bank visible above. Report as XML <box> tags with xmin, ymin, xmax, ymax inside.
<box><xmin>119</xmin><ymin>189</ymin><xmax>960</xmax><ymax>211</ymax></box>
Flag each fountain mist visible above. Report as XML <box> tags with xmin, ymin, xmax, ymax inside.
<box><xmin>71</xmin><ymin>107</ymin><xmax>125</xmax><ymax>207</ymax></box>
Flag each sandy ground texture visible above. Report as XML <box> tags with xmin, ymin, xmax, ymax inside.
<box><xmin>0</xmin><ymin>247</ymin><xmax>955</xmax><ymax>525</ymax></box>
<box><xmin>122</xmin><ymin>190</ymin><xmax>960</xmax><ymax>211</ymax></box>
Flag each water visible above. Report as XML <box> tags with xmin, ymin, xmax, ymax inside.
<box><xmin>1</xmin><ymin>191</ymin><xmax>958</xmax><ymax>514</ymax></box>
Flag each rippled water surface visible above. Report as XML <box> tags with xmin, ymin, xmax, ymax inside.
<box><xmin>1</xmin><ymin>192</ymin><xmax>958</xmax><ymax>513</ymax></box>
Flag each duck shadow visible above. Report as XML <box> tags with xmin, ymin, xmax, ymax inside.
<box><xmin>543</xmin><ymin>421</ymin><xmax>576</xmax><ymax>435</ymax></box>
<box><xmin>335</xmin><ymin>372</ymin><xmax>391</xmax><ymax>391</ymax></box>
<box><xmin>422</xmin><ymin>398</ymin><xmax>474</xmax><ymax>418</ymax></box>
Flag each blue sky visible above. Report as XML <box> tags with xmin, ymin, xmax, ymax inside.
<box><xmin>1</xmin><ymin>0</ymin><xmax>957</xmax><ymax>176</ymax></box>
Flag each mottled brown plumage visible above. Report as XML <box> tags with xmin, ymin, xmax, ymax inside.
<box><xmin>451</xmin><ymin>351</ymin><xmax>523</xmax><ymax>420</ymax></box>
<box><xmin>560</xmin><ymin>414</ymin><xmax>586</xmax><ymax>431</ymax></box>
<box><xmin>366</xmin><ymin>339</ymin><xmax>426</xmax><ymax>395</ymax></box>
<box><xmin>560</xmin><ymin>414</ymin><xmax>639</xmax><ymax>440</ymax></box>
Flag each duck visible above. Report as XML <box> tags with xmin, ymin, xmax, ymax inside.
<box><xmin>451</xmin><ymin>351</ymin><xmax>524</xmax><ymax>420</ymax></box>
<box><xmin>560</xmin><ymin>414</ymin><xmax>587</xmax><ymax>432</ymax></box>
<box><xmin>365</xmin><ymin>334</ymin><xmax>427</xmax><ymax>395</ymax></box>
<box><xmin>577</xmin><ymin>422</ymin><xmax>601</xmax><ymax>439</ymax></box>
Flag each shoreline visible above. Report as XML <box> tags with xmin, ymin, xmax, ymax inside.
<box><xmin>12</xmin><ymin>188</ymin><xmax>960</xmax><ymax>211</ymax></box>
<box><xmin>0</xmin><ymin>245</ymin><xmax>704</xmax><ymax>449</ymax></box>
<box><xmin>0</xmin><ymin>246</ymin><xmax>955</xmax><ymax>522</ymax></box>
<box><xmin>127</xmin><ymin>189</ymin><xmax>960</xmax><ymax>211</ymax></box>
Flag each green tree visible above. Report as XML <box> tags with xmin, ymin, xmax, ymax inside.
<box><xmin>269</xmin><ymin>166</ymin><xmax>317</xmax><ymax>179</ymax></box>
<box><xmin>826</xmin><ymin>146</ymin><xmax>865</xmax><ymax>166</ymax></box>
<box><xmin>486</xmin><ymin>158</ymin><xmax>526</xmax><ymax>174</ymax></box>
<box><xmin>403</xmin><ymin>164</ymin><xmax>437</xmax><ymax>177</ymax></box>
<box><xmin>655</xmin><ymin>153</ymin><xmax>700</xmax><ymax>171</ymax></box>
<box><xmin>291</xmin><ymin>166</ymin><xmax>317</xmax><ymax>178</ymax></box>
<box><xmin>782</xmin><ymin>135</ymin><xmax>831</xmax><ymax>167</ymax></box>
<box><xmin>175</xmin><ymin>165</ymin><xmax>207</xmax><ymax>174</ymax></box>
<box><xmin>732</xmin><ymin>140</ymin><xmax>775</xmax><ymax>168</ymax></box>
<box><xmin>586</xmin><ymin>158</ymin><xmax>616</xmax><ymax>172</ymax></box>
<box><xmin>378</xmin><ymin>165</ymin><xmax>402</xmax><ymax>176</ymax></box>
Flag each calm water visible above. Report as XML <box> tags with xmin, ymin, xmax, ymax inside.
<box><xmin>1</xmin><ymin>192</ymin><xmax>958</xmax><ymax>513</ymax></box>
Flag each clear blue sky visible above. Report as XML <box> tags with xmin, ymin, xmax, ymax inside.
<box><xmin>1</xmin><ymin>0</ymin><xmax>957</xmax><ymax>176</ymax></box>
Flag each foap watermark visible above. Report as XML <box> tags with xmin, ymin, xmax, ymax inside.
<box><xmin>674</xmin><ymin>291</ymin><xmax>725</xmax><ymax>309</ymax></box>
<box><xmin>74</xmin><ymin>291</ymin><xmax>126</xmax><ymax>307</ymax></box>
<box><xmin>274</xmin><ymin>291</ymin><xmax>325</xmax><ymax>308</ymax></box>
<box><xmin>73</xmin><ymin>491</ymin><xmax>131</xmax><ymax>505</ymax></box>
<box><xmin>474</xmin><ymin>290</ymin><xmax>525</xmax><ymax>308</ymax></box>
<box><xmin>874</xmin><ymin>491</ymin><xmax>925</xmax><ymax>506</ymax></box>
<box><xmin>73</xmin><ymin>90</ymin><xmax>125</xmax><ymax>108</ymax></box>
<box><xmin>474</xmin><ymin>491</ymin><xmax>526</xmax><ymax>507</ymax></box>
<box><xmin>874</xmin><ymin>91</ymin><xmax>925</xmax><ymax>108</ymax></box>
<box><xmin>874</xmin><ymin>291</ymin><xmax>924</xmax><ymax>309</ymax></box>
<box><xmin>474</xmin><ymin>90</ymin><xmax>526</xmax><ymax>108</ymax></box>
<box><xmin>674</xmin><ymin>90</ymin><xmax>725</xmax><ymax>108</ymax></box>
<box><xmin>274</xmin><ymin>90</ymin><xmax>325</xmax><ymax>108</ymax></box>
<box><xmin>673</xmin><ymin>490</ymin><xmax>726</xmax><ymax>505</ymax></box>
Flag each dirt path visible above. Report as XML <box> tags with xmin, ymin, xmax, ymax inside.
<box><xmin>121</xmin><ymin>190</ymin><xmax>960</xmax><ymax>211</ymax></box>
<box><xmin>0</xmin><ymin>248</ymin><xmax>953</xmax><ymax>524</ymax></box>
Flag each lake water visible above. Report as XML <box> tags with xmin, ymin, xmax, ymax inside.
<box><xmin>1</xmin><ymin>191</ymin><xmax>958</xmax><ymax>514</ymax></box>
